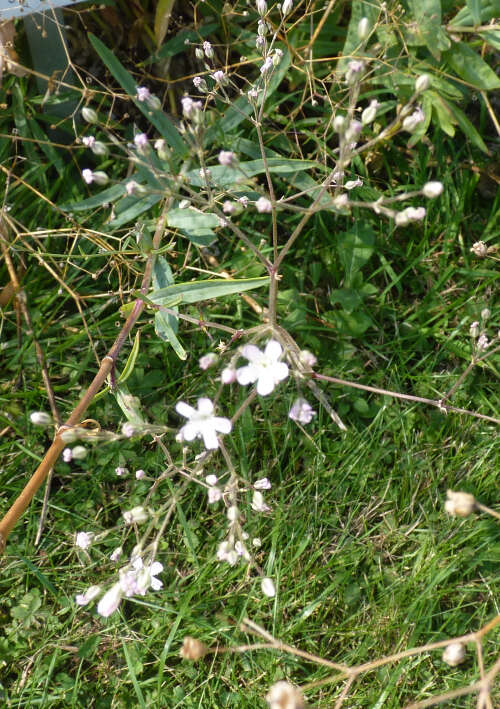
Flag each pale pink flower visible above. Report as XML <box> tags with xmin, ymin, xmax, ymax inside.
<box><xmin>75</xmin><ymin>585</ymin><xmax>101</xmax><ymax>607</ymax></box>
<box><xmin>136</xmin><ymin>86</ymin><xmax>151</xmax><ymax>102</ymax></box>
<box><xmin>221</xmin><ymin>366</ymin><xmax>237</xmax><ymax>384</ymax></box>
<box><xmin>75</xmin><ymin>531</ymin><xmax>93</xmax><ymax>550</ymax></box>
<box><xmin>218</xmin><ymin>150</ymin><xmax>235</xmax><ymax>166</ymax></box>
<box><xmin>208</xmin><ymin>486</ymin><xmax>222</xmax><ymax>504</ymax></box>
<box><xmin>97</xmin><ymin>582</ymin><xmax>123</xmax><ymax>617</ymax></box>
<box><xmin>255</xmin><ymin>196</ymin><xmax>272</xmax><ymax>213</ymax></box>
<box><xmin>254</xmin><ymin>477</ymin><xmax>272</xmax><ymax>490</ymax></box>
<box><xmin>289</xmin><ymin>398</ymin><xmax>316</xmax><ymax>424</ymax></box>
<box><xmin>199</xmin><ymin>352</ymin><xmax>218</xmax><ymax>370</ymax></box>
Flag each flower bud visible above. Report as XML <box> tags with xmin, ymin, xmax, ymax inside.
<box><xmin>256</xmin><ymin>0</ymin><xmax>267</xmax><ymax>16</ymax></box>
<box><xmin>203</xmin><ymin>41</ymin><xmax>214</xmax><ymax>59</ymax></box>
<box><xmin>81</xmin><ymin>107</ymin><xmax>98</xmax><ymax>124</ymax></box>
<box><xmin>123</xmin><ymin>506</ymin><xmax>149</xmax><ymax>525</ymax></box>
<box><xmin>422</xmin><ymin>181</ymin><xmax>443</xmax><ymax>198</ymax></box>
<box><xmin>402</xmin><ymin>107</ymin><xmax>425</xmax><ymax>132</ymax></box>
<box><xmin>261</xmin><ymin>577</ymin><xmax>276</xmax><ymax>597</ymax></box>
<box><xmin>180</xmin><ymin>636</ymin><xmax>209</xmax><ymax>661</ymax></box>
<box><xmin>266</xmin><ymin>681</ymin><xmax>305</xmax><ymax>709</ymax></box>
<box><xmin>361</xmin><ymin>99</ymin><xmax>379</xmax><ymax>125</ymax></box>
<box><xmin>357</xmin><ymin>17</ymin><xmax>370</xmax><ymax>41</ymax></box>
<box><xmin>71</xmin><ymin>445</ymin><xmax>87</xmax><ymax>460</ymax></box>
<box><xmin>333</xmin><ymin>114</ymin><xmax>345</xmax><ymax>132</ymax></box>
<box><xmin>30</xmin><ymin>411</ymin><xmax>52</xmax><ymax>426</ymax></box>
<box><xmin>282</xmin><ymin>0</ymin><xmax>293</xmax><ymax>15</ymax></box>
<box><xmin>272</xmin><ymin>48</ymin><xmax>283</xmax><ymax>67</ymax></box>
<box><xmin>92</xmin><ymin>171</ymin><xmax>109</xmax><ymax>186</ymax></box>
<box><xmin>227</xmin><ymin>505</ymin><xmax>239</xmax><ymax>521</ymax></box>
<box><xmin>445</xmin><ymin>490</ymin><xmax>476</xmax><ymax>517</ymax></box>
<box><xmin>91</xmin><ymin>140</ymin><xmax>108</xmax><ymax>157</ymax></box>
<box><xmin>257</xmin><ymin>19</ymin><xmax>267</xmax><ymax>36</ymax></box>
<box><xmin>195</xmin><ymin>47</ymin><xmax>204</xmax><ymax>60</ymax></box>
<box><xmin>469</xmin><ymin>321</ymin><xmax>479</xmax><ymax>338</ymax></box>
<box><xmin>415</xmin><ymin>74</ymin><xmax>430</xmax><ymax>93</ymax></box>
<box><xmin>442</xmin><ymin>642</ymin><xmax>466</xmax><ymax>667</ymax></box>
<box><xmin>481</xmin><ymin>308</ymin><xmax>490</xmax><ymax>321</ymax></box>
<box><xmin>193</xmin><ymin>76</ymin><xmax>208</xmax><ymax>92</ymax></box>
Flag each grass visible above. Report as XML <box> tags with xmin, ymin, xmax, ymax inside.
<box><xmin>1</xmin><ymin>1</ymin><xmax>500</xmax><ymax>707</ymax></box>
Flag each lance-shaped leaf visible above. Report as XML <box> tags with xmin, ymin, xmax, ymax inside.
<box><xmin>148</xmin><ymin>276</ymin><xmax>269</xmax><ymax>306</ymax></box>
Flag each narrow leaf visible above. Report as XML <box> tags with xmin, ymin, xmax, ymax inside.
<box><xmin>444</xmin><ymin>43</ymin><xmax>500</xmax><ymax>90</ymax></box>
<box><xmin>148</xmin><ymin>276</ymin><xmax>269</xmax><ymax>306</ymax></box>
<box><xmin>118</xmin><ymin>330</ymin><xmax>141</xmax><ymax>384</ymax></box>
<box><xmin>186</xmin><ymin>158</ymin><xmax>319</xmax><ymax>188</ymax></box>
<box><xmin>154</xmin><ymin>0</ymin><xmax>175</xmax><ymax>46</ymax></box>
<box><xmin>88</xmin><ymin>33</ymin><xmax>186</xmax><ymax>157</ymax></box>
<box><xmin>154</xmin><ymin>311</ymin><xmax>187</xmax><ymax>359</ymax></box>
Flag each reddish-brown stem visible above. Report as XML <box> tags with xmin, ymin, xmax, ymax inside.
<box><xmin>0</xmin><ymin>202</ymin><xmax>171</xmax><ymax>554</ymax></box>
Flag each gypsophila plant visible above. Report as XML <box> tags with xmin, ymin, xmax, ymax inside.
<box><xmin>1</xmin><ymin>0</ymin><xmax>499</xmax><ymax>705</ymax></box>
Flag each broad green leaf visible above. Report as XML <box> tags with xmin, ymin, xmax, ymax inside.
<box><xmin>479</xmin><ymin>28</ymin><xmax>500</xmax><ymax>50</ymax></box>
<box><xmin>407</xmin><ymin>0</ymin><xmax>450</xmax><ymax>59</ymax></box>
<box><xmin>167</xmin><ymin>208</ymin><xmax>219</xmax><ymax>230</ymax></box>
<box><xmin>446</xmin><ymin>101</ymin><xmax>489</xmax><ymax>154</ymax></box>
<box><xmin>444</xmin><ymin>43</ymin><xmax>500</xmax><ymax>90</ymax></box>
<box><xmin>148</xmin><ymin>276</ymin><xmax>268</xmax><ymax>306</ymax></box>
<box><xmin>338</xmin><ymin>0</ymin><xmax>380</xmax><ymax>72</ymax></box>
<box><xmin>88</xmin><ymin>34</ymin><xmax>186</xmax><ymax>157</ymax></box>
<box><xmin>329</xmin><ymin>288</ymin><xmax>363</xmax><ymax>313</ymax></box>
<box><xmin>153</xmin><ymin>255</ymin><xmax>179</xmax><ymax>334</ymax></box>
<box><xmin>186</xmin><ymin>158</ymin><xmax>319</xmax><ymax>188</ymax></box>
<box><xmin>154</xmin><ymin>0</ymin><xmax>175</xmax><ymax>46</ymax></box>
<box><xmin>466</xmin><ymin>0</ymin><xmax>482</xmax><ymax>25</ymax></box>
<box><xmin>337</xmin><ymin>225</ymin><xmax>375</xmax><ymax>287</ymax></box>
<box><xmin>449</xmin><ymin>2</ymin><xmax>498</xmax><ymax>26</ymax></box>
<box><xmin>114</xmin><ymin>382</ymin><xmax>146</xmax><ymax>425</ymax></box>
<box><xmin>110</xmin><ymin>193</ymin><xmax>163</xmax><ymax>228</ymax></box>
<box><xmin>61</xmin><ymin>182</ymin><xmax>127</xmax><ymax>212</ymax></box>
<box><xmin>154</xmin><ymin>311</ymin><xmax>187</xmax><ymax>359</ymax></box>
<box><xmin>427</xmin><ymin>91</ymin><xmax>456</xmax><ymax>137</ymax></box>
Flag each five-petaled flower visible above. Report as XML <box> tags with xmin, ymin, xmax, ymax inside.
<box><xmin>236</xmin><ymin>340</ymin><xmax>289</xmax><ymax>396</ymax></box>
<box><xmin>176</xmin><ymin>398</ymin><xmax>232</xmax><ymax>449</ymax></box>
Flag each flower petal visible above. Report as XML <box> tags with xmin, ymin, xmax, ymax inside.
<box><xmin>256</xmin><ymin>371</ymin><xmax>276</xmax><ymax>396</ymax></box>
<box><xmin>150</xmin><ymin>562</ymin><xmax>163</xmax><ymax>575</ymax></box>
<box><xmin>150</xmin><ymin>577</ymin><xmax>163</xmax><ymax>591</ymax></box>
<box><xmin>176</xmin><ymin>401</ymin><xmax>196</xmax><ymax>418</ymax></box>
<box><xmin>273</xmin><ymin>361</ymin><xmax>289</xmax><ymax>382</ymax></box>
<box><xmin>201</xmin><ymin>426</ymin><xmax>219</xmax><ymax>450</ymax></box>
<box><xmin>212</xmin><ymin>416</ymin><xmax>232</xmax><ymax>434</ymax></box>
<box><xmin>180</xmin><ymin>422</ymin><xmax>199</xmax><ymax>441</ymax></box>
<box><xmin>236</xmin><ymin>364</ymin><xmax>259</xmax><ymax>385</ymax></box>
<box><xmin>241</xmin><ymin>344</ymin><xmax>263</xmax><ymax>362</ymax></box>
<box><xmin>197</xmin><ymin>397</ymin><xmax>214</xmax><ymax>415</ymax></box>
<box><xmin>264</xmin><ymin>339</ymin><xmax>282</xmax><ymax>361</ymax></box>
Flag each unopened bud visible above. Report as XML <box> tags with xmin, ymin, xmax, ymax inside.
<box><xmin>256</xmin><ymin>0</ymin><xmax>267</xmax><ymax>16</ymax></box>
<box><xmin>415</xmin><ymin>74</ymin><xmax>430</xmax><ymax>93</ymax></box>
<box><xmin>266</xmin><ymin>681</ymin><xmax>305</xmax><ymax>709</ymax></box>
<box><xmin>123</xmin><ymin>506</ymin><xmax>149</xmax><ymax>525</ymax></box>
<box><xmin>445</xmin><ymin>490</ymin><xmax>476</xmax><ymax>517</ymax></box>
<box><xmin>81</xmin><ymin>107</ymin><xmax>98</xmax><ymax>124</ymax></box>
<box><xmin>180</xmin><ymin>636</ymin><xmax>209</xmax><ymax>661</ymax></box>
<box><xmin>333</xmin><ymin>114</ymin><xmax>345</xmax><ymax>132</ymax></box>
<box><xmin>261</xmin><ymin>577</ymin><xmax>276</xmax><ymax>597</ymax></box>
<box><xmin>92</xmin><ymin>171</ymin><xmax>109</xmax><ymax>186</ymax></box>
<box><xmin>91</xmin><ymin>141</ymin><xmax>108</xmax><ymax>157</ymax></box>
<box><xmin>282</xmin><ymin>0</ymin><xmax>293</xmax><ymax>15</ymax></box>
<box><xmin>357</xmin><ymin>17</ymin><xmax>370</xmax><ymax>42</ymax></box>
<box><xmin>469</xmin><ymin>321</ymin><xmax>479</xmax><ymax>338</ymax></box>
<box><xmin>361</xmin><ymin>99</ymin><xmax>379</xmax><ymax>125</ymax></box>
<box><xmin>422</xmin><ymin>181</ymin><xmax>443</xmax><ymax>198</ymax></box>
<box><xmin>442</xmin><ymin>642</ymin><xmax>466</xmax><ymax>667</ymax></box>
<box><xmin>481</xmin><ymin>308</ymin><xmax>490</xmax><ymax>321</ymax></box>
<box><xmin>203</xmin><ymin>41</ymin><xmax>214</xmax><ymax>59</ymax></box>
<box><xmin>195</xmin><ymin>47</ymin><xmax>204</xmax><ymax>60</ymax></box>
<box><xmin>71</xmin><ymin>445</ymin><xmax>87</xmax><ymax>460</ymax></box>
<box><xmin>30</xmin><ymin>411</ymin><xmax>52</xmax><ymax>426</ymax></box>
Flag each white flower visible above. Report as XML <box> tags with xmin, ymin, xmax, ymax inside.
<box><xmin>289</xmin><ymin>398</ymin><xmax>316</xmax><ymax>424</ymax></box>
<box><xmin>445</xmin><ymin>490</ymin><xmax>476</xmax><ymax>517</ymax></box>
<box><xmin>282</xmin><ymin>0</ymin><xmax>293</xmax><ymax>14</ymax></box>
<box><xmin>135</xmin><ymin>469</ymin><xmax>145</xmax><ymax>480</ymax></box>
<box><xmin>82</xmin><ymin>135</ymin><xmax>96</xmax><ymax>148</ymax></box>
<box><xmin>477</xmin><ymin>334</ymin><xmax>489</xmax><ymax>351</ymax></box>
<box><xmin>199</xmin><ymin>352</ymin><xmax>218</xmax><ymax>370</ymax></box>
<box><xmin>63</xmin><ymin>448</ymin><xmax>73</xmax><ymax>463</ymax></box>
<box><xmin>97</xmin><ymin>582</ymin><xmax>123</xmax><ymax>617</ymax></box>
<box><xmin>345</xmin><ymin>177</ymin><xmax>363</xmax><ymax>190</ymax></box>
<box><xmin>82</xmin><ymin>169</ymin><xmax>94</xmax><ymax>184</ymax></box>
<box><xmin>134</xmin><ymin>560</ymin><xmax>164</xmax><ymax>595</ymax></box>
<box><xmin>115</xmin><ymin>466</ymin><xmax>128</xmax><ymax>477</ymax></box>
<box><xmin>75</xmin><ymin>531</ymin><xmax>93</xmax><ymax>550</ymax></box>
<box><xmin>205</xmin><ymin>474</ymin><xmax>218</xmax><ymax>486</ymax></box>
<box><xmin>75</xmin><ymin>585</ymin><xmax>101</xmax><ymax>607</ymax></box>
<box><xmin>237</xmin><ymin>340</ymin><xmax>289</xmax><ymax>396</ymax></box>
<box><xmin>218</xmin><ymin>150</ymin><xmax>235</xmax><ymax>166</ymax></box>
<box><xmin>256</xmin><ymin>0</ymin><xmax>267</xmax><ymax>15</ymax></box>
<box><xmin>134</xmin><ymin>133</ymin><xmax>148</xmax><ymax>149</ymax></box>
<box><xmin>261</xmin><ymin>577</ymin><xmax>276</xmax><ymax>597</ymax></box>
<box><xmin>470</xmin><ymin>241</ymin><xmax>488</xmax><ymax>258</ymax></box>
<box><xmin>252</xmin><ymin>537</ymin><xmax>262</xmax><ymax>548</ymax></box>
<box><xmin>260</xmin><ymin>56</ymin><xmax>273</xmax><ymax>75</ymax></box>
<box><xmin>254</xmin><ymin>477</ymin><xmax>271</xmax><ymax>490</ymax></box>
<box><xmin>126</xmin><ymin>180</ymin><xmax>139</xmax><ymax>196</ymax></box>
<box><xmin>415</xmin><ymin>74</ymin><xmax>430</xmax><ymax>93</ymax></box>
<box><xmin>208</xmin><ymin>486</ymin><xmax>222</xmax><ymax>504</ymax></box>
<box><xmin>227</xmin><ymin>505</ymin><xmax>239</xmax><ymax>522</ymax></box>
<box><xmin>402</xmin><ymin>107</ymin><xmax>425</xmax><ymax>132</ymax></box>
<box><xmin>299</xmin><ymin>349</ymin><xmax>317</xmax><ymax>367</ymax></box>
<box><xmin>175</xmin><ymin>398</ymin><xmax>232</xmax><ymax>450</ymax></box>
<box><xmin>217</xmin><ymin>540</ymin><xmax>238</xmax><ymax>565</ymax></box>
<box><xmin>212</xmin><ymin>70</ymin><xmax>226</xmax><ymax>84</ymax></box>
<box><xmin>221</xmin><ymin>366</ymin><xmax>237</xmax><ymax>384</ymax></box>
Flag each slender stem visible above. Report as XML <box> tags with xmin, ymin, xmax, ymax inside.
<box><xmin>312</xmin><ymin>372</ymin><xmax>500</xmax><ymax>426</ymax></box>
<box><xmin>0</xmin><ymin>202</ymin><xmax>171</xmax><ymax>554</ymax></box>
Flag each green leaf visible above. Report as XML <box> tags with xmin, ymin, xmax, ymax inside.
<box><xmin>88</xmin><ymin>33</ymin><xmax>186</xmax><ymax>157</ymax></box>
<box><xmin>339</xmin><ymin>0</ymin><xmax>380</xmax><ymax>72</ymax></box>
<box><xmin>427</xmin><ymin>91</ymin><xmax>456</xmax><ymax>137</ymax></box>
<box><xmin>61</xmin><ymin>182</ymin><xmax>127</xmax><ymax>212</ymax></box>
<box><xmin>148</xmin><ymin>276</ymin><xmax>269</xmax><ymax>306</ymax></box>
<box><xmin>479</xmin><ymin>28</ymin><xmax>500</xmax><ymax>51</ymax></box>
<box><xmin>167</xmin><ymin>208</ymin><xmax>219</xmax><ymax>230</ymax></box>
<box><xmin>185</xmin><ymin>158</ymin><xmax>319</xmax><ymax>188</ymax></box>
<box><xmin>329</xmin><ymin>288</ymin><xmax>363</xmax><ymax>313</ymax></box>
<box><xmin>466</xmin><ymin>0</ymin><xmax>482</xmax><ymax>25</ymax></box>
<box><xmin>449</xmin><ymin>2</ymin><xmax>498</xmax><ymax>26</ymax></box>
<box><xmin>114</xmin><ymin>383</ymin><xmax>146</xmax><ymax>425</ymax></box>
<box><xmin>154</xmin><ymin>0</ymin><xmax>175</xmax><ymax>46</ymax></box>
<box><xmin>122</xmin><ymin>641</ymin><xmax>147</xmax><ymax>709</ymax></box>
<box><xmin>337</xmin><ymin>225</ymin><xmax>375</xmax><ymax>287</ymax></box>
<box><xmin>110</xmin><ymin>193</ymin><xmax>163</xmax><ymax>228</ymax></box>
<box><xmin>407</xmin><ymin>0</ymin><xmax>450</xmax><ymax>59</ymax></box>
<box><xmin>154</xmin><ymin>310</ymin><xmax>187</xmax><ymax>359</ymax></box>
<box><xmin>446</xmin><ymin>101</ymin><xmax>489</xmax><ymax>154</ymax></box>
<box><xmin>444</xmin><ymin>43</ymin><xmax>500</xmax><ymax>90</ymax></box>
<box><xmin>118</xmin><ymin>330</ymin><xmax>141</xmax><ymax>384</ymax></box>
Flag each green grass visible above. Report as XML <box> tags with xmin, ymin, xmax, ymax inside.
<box><xmin>1</xmin><ymin>2</ymin><xmax>500</xmax><ymax>707</ymax></box>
